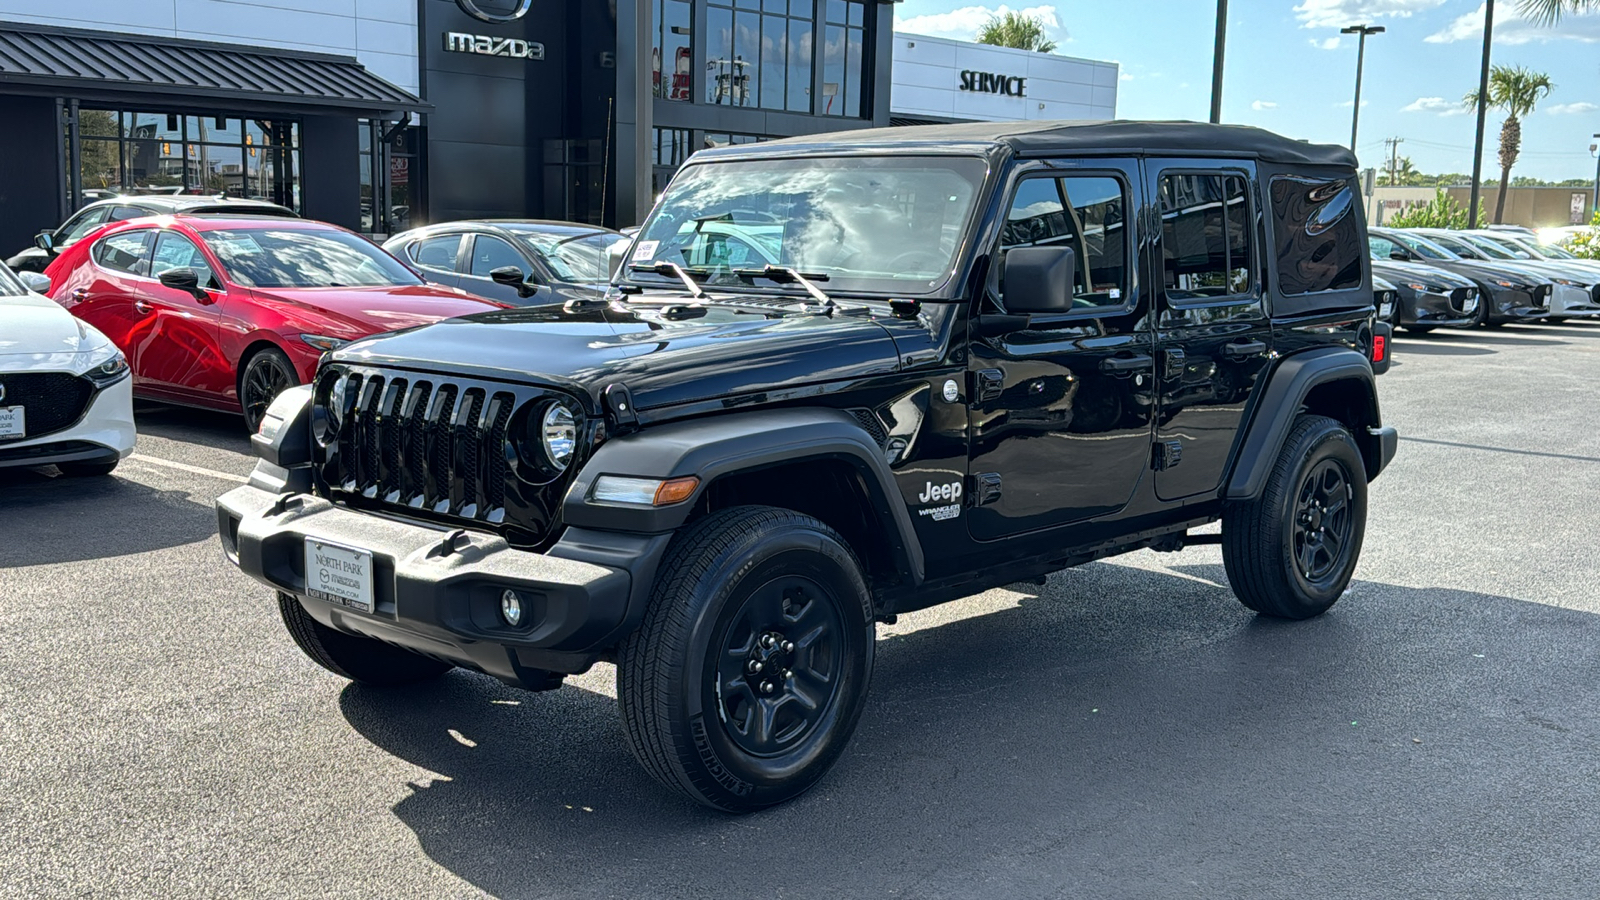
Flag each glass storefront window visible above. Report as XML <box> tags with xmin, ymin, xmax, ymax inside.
<box><xmin>707</xmin><ymin>0</ymin><xmax>812</xmax><ymax>112</ymax></box>
<box><xmin>822</xmin><ymin>1</ymin><xmax>865</xmax><ymax>118</ymax></box>
<box><xmin>653</xmin><ymin>0</ymin><xmax>692</xmax><ymax>102</ymax></box>
<box><xmin>72</xmin><ymin>107</ymin><xmax>302</xmax><ymax>211</ymax></box>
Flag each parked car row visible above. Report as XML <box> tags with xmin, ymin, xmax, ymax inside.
<box><xmin>1369</xmin><ymin>226</ymin><xmax>1600</xmax><ymax>333</ymax></box>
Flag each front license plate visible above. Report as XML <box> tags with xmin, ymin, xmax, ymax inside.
<box><xmin>304</xmin><ymin>539</ymin><xmax>375</xmax><ymax>614</ymax></box>
<box><xmin>0</xmin><ymin>406</ymin><xmax>23</xmax><ymax>440</ymax></box>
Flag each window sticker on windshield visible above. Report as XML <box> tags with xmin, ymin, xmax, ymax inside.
<box><xmin>632</xmin><ymin>240</ymin><xmax>659</xmax><ymax>263</ymax></box>
<box><xmin>210</xmin><ymin>237</ymin><xmax>264</xmax><ymax>256</ymax></box>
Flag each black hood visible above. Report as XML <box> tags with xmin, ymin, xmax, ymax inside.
<box><xmin>329</xmin><ymin>297</ymin><xmax>910</xmax><ymax>411</ymax></box>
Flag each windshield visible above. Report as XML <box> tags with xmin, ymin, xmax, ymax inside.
<box><xmin>201</xmin><ymin>228</ymin><xmax>423</xmax><ymax>288</ymax></box>
<box><xmin>1424</xmin><ymin>232</ymin><xmax>1486</xmax><ymax>259</ymax></box>
<box><xmin>519</xmin><ymin>231</ymin><xmax>630</xmax><ymax>283</ymax></box>
<box><xmin>1536</xmin><ymin>241</ymin><xmax>1577</xmax><ymax>260</ymax></box>
<box><xmin>627</xmin><ymin>155</ymin><xmax>988</xmax><ymax>296</ymax></box>
<box><xmin>1383</xmin><ymin>231</ymin><xmax>1455</xmax><ymax>260</ymax></box>
<box><xmin>1459</xmin><ymin>235</ymin><xmax>1522</xmax><ymax>260</ymax></box>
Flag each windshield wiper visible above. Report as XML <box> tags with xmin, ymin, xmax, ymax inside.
<box><xmin>733</xmin><ymin>265</ymin><xmax>833</xmax><ymax>309</ymax></box>
<box><xmin>631</xmin><ymin>261</ymin><xmax>707</xmax><ymax>298</ymax></box>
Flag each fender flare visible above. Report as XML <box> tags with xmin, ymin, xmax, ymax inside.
<box><xmin>1224</xmin><ymin>347</ymin><xmax>1382</xmax><ymax>500</ymax></box>
<box><xmin>561</xmin><ymin>407</ymin><xmax>926</xmax><ymax>585</ymax></box>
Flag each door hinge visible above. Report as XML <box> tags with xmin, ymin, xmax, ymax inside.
<box><xmin>1162</xmin><ymin>348</ymin><xmax>1187</xmax><ymax>380</ymax></box>
<box><xmin>972</xmin><ymin>368</ymin><xmax>1004</xmax><ymax>402</ymax></box>
<box><xmin>973</xmin><ymin>472</ymin><xmax>1002</xmax><ymax>506</ymax></box>
<box><xmin>1152</xmin><ymin>440</ymin><xmax>1183</xmax><ymax>471</ymax></box>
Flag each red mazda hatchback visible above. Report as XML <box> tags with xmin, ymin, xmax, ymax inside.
<box><xmin>43</xmin><ymin>216</ymin><xmax>503</xmax><ymax>431</ymax></box>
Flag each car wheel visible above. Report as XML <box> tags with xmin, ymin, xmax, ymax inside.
<box><xmin>56</xmin><ymin>459</ymin><xmax>118</xmax><ymax>477</ymax></box>
<box><xmin>276</xmin><ymin>592</ymin><xmax>453</xmax><ymax>686</ymax></box>
<box><xmin>1222</xmin><ymin>415</ymin><xmax>1367</xmax><ymax>620</ymax></box>
<box><xmin>617</xmin><ymin>505</ymin><xmax>875</xmax><ymax>812</ymax></box>
<box><xmin>239</xmin><ymin>346</ymin><xmax>298</xmax><ymax>434</ymax></box>
<box><xmin>1475</xmin><ymin>295</ymin><xmax>1494</xmax><ymax>327</ymax></box>
<box><xmin>1401</xmin><ymin>325</ymin><xmax>1435</xmax><ymax>335</ymax></box>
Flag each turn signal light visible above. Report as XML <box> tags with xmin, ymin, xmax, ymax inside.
<box><xmin>653</xmin><ymin>476</ymin><xmax>700</xmax><ymax>506</ymax></box>
<box><xmin>1371</xmin><ymin>334</ymin><xmax>1386</xmax><ymax>363</ymax></box>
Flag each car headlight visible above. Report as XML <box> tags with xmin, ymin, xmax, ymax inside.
<box><xmin>540</xmin><ymin>403</ymin><xmax>577</xmax><ymax>471</ymax></box>
<box><xmin>81</xmin><ymin>344</ymin><xmax>130</xmax><ymax>386</ymax></box>
<box><xmin>1553</xmin><ymin>278</ymin><xmax>1589</xmax><ymax>288</ymax></box>
<box><xmin>1493</xmin><ymin>280</ymin><xmax>1531</xmax><ymax>290</ymax></box>
<box><xmin>300</xmin><ymin>334</ymin><xmax>349</xmax><ymax>352</ymax></box>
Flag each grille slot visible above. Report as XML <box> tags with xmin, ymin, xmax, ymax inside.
<box><xmin>1449</xmin><ymin>287</ymin><xmax>1473</xmax><ymax>313</ymax></box>
<box><xmin>849</xmin><ymin>408</ymin><xmax>888</xmax><ymax>447</ymax></box>
<box><xmin>0</xmin><ymin>372</ymin><xmax>94</xmax><ymax>441</ymax></box>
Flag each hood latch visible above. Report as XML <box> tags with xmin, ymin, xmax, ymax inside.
<box><xmin>603</xmin><ymin>383</ymin><xmax>640</xmax><ymax>435</ymax></box>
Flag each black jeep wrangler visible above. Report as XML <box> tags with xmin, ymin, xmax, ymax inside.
<box><xmin>218</xmin><ymin>121</ymin><xmax>1396</xmax><ymax>812</ymax></box>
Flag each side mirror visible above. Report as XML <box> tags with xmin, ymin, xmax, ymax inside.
<box><xmin>19</xmin><ymin>272</ymin><xmax>50</xmax><ymax>294</ymax></box>
<box><xmin>1001</xmin><ymin>246</ymin><xmax>1077</xmax><ymax>313</ymax></box>
<box><xmin>159</xmin><ymin>267</ymin><xmax>201</xmax><ymax>293</ymax></box>
<box><xmin>34</xmin><ymin>231</ymin><xmax>55</xmax><ymax>253</ymax></box>
<box><xmin>1388</xmin><ymin>247</ymin><xmax>1410</xmax><ymax>261</ymax></box>
<box><xmin>489</xmin><ymin>265</ymin><xmax>538</xmax><ymax>299</ymax></box>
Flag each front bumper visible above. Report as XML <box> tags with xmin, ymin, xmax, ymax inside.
<box><xmin>0</xmin><ymin>373</ymin><xmax>134</xmax><ymax>469</ymax></box>
<box><xmin>1483</xmin><ymin>285</ymin><xmax>1550</xmax><ymax>323</ymax></box>
<box><xmin>1402</xmin><ymin>289</ymin><xmax>1476</xmax><ymax>328</ymax></box>
<box><xmin>217</xmin><ymin>482</ymin><xmax>636</xmax><ymax>682</ymax></box>
<box><xmin>1548</xmin><ymin>284</ymin><xmax>1600</xmax><ymax>318</ymax></box>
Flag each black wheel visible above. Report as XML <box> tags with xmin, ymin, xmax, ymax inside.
<box><xmin>56</xmin><ymin>459</ymin><xmax>118</xmax><ymax>477</ymax></box>
<box><xmin>1475</xmin><ymin>295</ymin><xmax>1494</xmax><ymax>327</ymax></box>
<box><xmin>1222</xmin><ymin>415</ymin><xmax>1367</xmax><ymax>619</ymax></box>
<box><xmin>276</xmin><ymin>592</ymin><xmax>453</xmax><ymax>686</ymax></box>
<box><xmin>617</xmin><ymin>506</ymin><xmax>875</xmax><ymax>812</ymax></box>
<box><xmin>1401</xmin><ymin>325</ymin><xmax>1435</xmax><ymax>335</ymax></box>
<box><xmin>239</xmin><ymin>346</ymin><xmax>297</xmax><ymax>434</ymax></box>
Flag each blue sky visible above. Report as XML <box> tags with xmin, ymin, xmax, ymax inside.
<box><xmin>894</xmin><ymin>0</ymin><xmax>1600</xmax><ymax>181</ymax></box>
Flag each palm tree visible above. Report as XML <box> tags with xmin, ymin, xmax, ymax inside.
<box><xmin>1517</xmin><ymin>0</ymin><xmax>1600</xmax><ymax>25</ymax></box>
<box><xmin>1463</xmin><ymin>65</ymin><xmax>1555</xmax><ymax>224</ymax></box>
<box><xmin>976</xmin><ymin>12</ymin><xmax>1057</xmax><ymax>53</ymax></box>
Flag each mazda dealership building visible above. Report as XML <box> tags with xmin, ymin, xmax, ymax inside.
<box><xmin>0</xmin><ymin>1</ymin><xmax>1112</xmax><ymax>253</ymax></box>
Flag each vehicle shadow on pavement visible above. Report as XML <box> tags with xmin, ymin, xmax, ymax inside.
<box><xmin>0</xmin><ymin>467</ymin><xmax>218</xmax><ymax>566</ymax></box>
<box><xmin>133</xmin><ymin>402</ymin><xmax>252</xmax><ymax>451</ymax></box>
<box><xmin>337</xmin><ymin>559</ymin><xmax>1600</xmax><ymax>899</ymax></box>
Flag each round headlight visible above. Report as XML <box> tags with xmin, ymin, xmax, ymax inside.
<box><xmin>541</xmin><ymin>403</ymin><xmax>576</xmax><ymax>470</ymax></box>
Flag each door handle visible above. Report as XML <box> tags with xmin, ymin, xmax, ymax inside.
<box><xmin>133</xmin><ymin>299</ymin><xmax>153</xmax><ymax>314</ymax></box>
<box><xmin>1223</xmin><ymin>340</ymin><xmax>1267</xmax><ymax>361</ymax></box>
<box><xmin>1099</xmin><ymin>354</ymin><xmax>1153</xmax><ymax>377</ymax></box>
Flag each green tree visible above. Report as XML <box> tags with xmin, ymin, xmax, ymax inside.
<box><xmin>1464</xmin><ymin>65</ymin><xmax>1556</xmax><ymax>224</ymax></box>
<box><xmin>1569</xmin><ymin>211</ymin><xmax>1600</xmax><ymax>260</ymax></box>
<box><xmin>1388</xmin><ymin>189</ymin><xmax>1487</xmax><ymax>229</ymax></box>
<box><xmin>976</xmin><ymin>12</ymin><xmax>1057</xmax><ymax>53</ymax></box>
<box><xmin>1517</xmin><ymin>0</ymin><xmax>1600</xmax><ymax>25</ymax></box>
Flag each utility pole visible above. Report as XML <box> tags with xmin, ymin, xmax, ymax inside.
<box><xmin>1341</xmin><ymin>24</ymin><xmax>1384</xmax><ymax>151</ymax></box>
<box><xmin>1590</xmin><ymin>134</ymin><xmax>1599</xmax><ymax>222</ymax></box>
<box><xmin>1209</xmin><ymin>0</ymin><xmax>1227</xmax><ymax>124</ymax></box>
<box><xmin>1385</xmin><ymin>137</ymin><xmax>1404</xmax><ymax>186</ymax></box>
<box><xmin>1468</xmin><ymin>0</ymin><xmax>1494</xmax><ymax>229</ymax></box>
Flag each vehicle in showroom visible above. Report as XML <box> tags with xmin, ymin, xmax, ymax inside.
<box><xmin>43</xmin><ymin>216</ymin><xmax>501</xmax><ymax>432</ymax></box>
<box><xmin>1416</xmin><ymin>228</ymin><xmax>1597</xmax><ymax>324</ymax></box>
<box><xmin>1370</xmin><ymin>227</ymin><xmax>1550</xmax><ymax>327</ymax></box>
<box><xmin>1457</xmin><ymin>230</ymin><xmax>1600</xmax><ymax>321</ymax></box>
<box><xmin>217</xmin><ymin>121</ymin><xmax>1396</xmax><ymax>813</ymax></box>
<box><xmin>385</xmin><ymin>221</ymin><xmax>632</xmax><ymax>306</ymax></box>
<box><xmin>1369</xmin><ymin>255</ymin><xmax>1480</xmax><ymax>334</ymax></box>
<box><xmin>7</xmin><ymin>194</ymin><xmax>296</xmax><ymax>274</ymax></box>
<box><xmin>0</xmin><ymin>263</ymin><xmax>134</xmax><ymax>476</ymax></box>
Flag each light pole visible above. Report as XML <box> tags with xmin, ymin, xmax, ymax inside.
<box><xmin>1468</xmin><ymin>0</ymin><xmax>1495</xmax><ymax>229</ymax></box>
<box><xmin>1209</xmin><ymin>0</ymin><xmax>1228</xmax><ymax>124</ymax></box>
<box><xmin>1590</xmin><ymin>134</ymin><xmax>1599</xmax><ymax>222</ymax></box>
<box><xmin>1341</xmin><ymin>24</ymin><xmax>1384</xmax><ymax>151</ymax></box>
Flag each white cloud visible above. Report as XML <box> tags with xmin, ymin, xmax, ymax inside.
<box><xmin>1252</xmin><ymin>100</ymin><xmax>1278</xmax><ymax>110</ymax></box>
<box><xmin>896</xmin><ymin>4</ymin><xmax>1065</xmax><ymax>41</ymax></box>
<box><xmin>1120</xmin><ymin>71</ymin><xmax>1133</xmax><ymax>80</ymax></box>
<box><xmin>1402</xmin><ymin>96</ymin><xmax>1468</xmax><ymax>116</ymax></box>
<box><xmin>1310</xmin><ymin>36</ymin><xmax>1343</xmax><ymax>50</ymax></box>
<box><xmin>1426</xmin><ymin>3</ymin><xmax>1600</xmax><ymax>44</ymax></box>
<box><xmin>1293</xmin><ymin>0</ymin><xmax>1448</xmax><ymax>29</ymax></box>
<box><xmin>1336</xmin><ymin>99</ymin><xmax>1371</xmax><ymax>108</ymax></box>
<box><xmin>1548</xmin><ymin>101</ymin><xmax>1600</xmax><ymax>115</ymax></box>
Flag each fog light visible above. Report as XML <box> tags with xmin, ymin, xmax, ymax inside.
<box><xmin>500</xmin><ymin>589</ymin><xmax>524</xmax><ymax>626</ymax></box>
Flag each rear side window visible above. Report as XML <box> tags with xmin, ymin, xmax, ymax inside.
<box><xmin>468</xmin><ymin>235</ymin><xmax>527</xmax><ymax>277</ymax></box>
<box><xmin>413</xmin><ymin>235</ymin><xmax>462</xmax><ymax>271</ymax></box>
<box><xmin>110</xmin><ymin>206</ymin><xmax>148</xmax><ymax>222</ymax></box>
<box><xmin>1268</xmin><ymin>176</ymin><xmax>1362</xmax><ymax>295</ymax></box>
<box><xmin>93</xmin><ymin>231</ymin><xmax>154</xmax><ymax>276</ymax></box>
<box><xmin>1158</xmin><ymin>173</ymin><xmax>1255</xmax><ymax>300</ymax></box>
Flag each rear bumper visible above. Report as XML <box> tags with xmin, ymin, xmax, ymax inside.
<box><xmin>1367</xmin><ymin>425</ymin><xmax>1398</xmax><ymax>482</ymax></box>
<box><xmin>217</xmin><ymin>483</ymin><xmax>642</xmax><ymax>681</ymax></box>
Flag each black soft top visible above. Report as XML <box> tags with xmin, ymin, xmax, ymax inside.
<box><xmin>705</xmin><ymin>120</ymin><xmax>1355</xmax><ymax>169</ymax></box>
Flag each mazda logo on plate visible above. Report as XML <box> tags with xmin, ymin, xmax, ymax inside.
<box><xmin>457</xmin><ymin>0</ymin><xmax>533</xmax><ymax>23</ymax></box>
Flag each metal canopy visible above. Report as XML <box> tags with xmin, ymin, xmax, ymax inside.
<box><xmin>0</xmin><ymin>23</ymin><xmax>427</xmax><ymax>117</ymax></box>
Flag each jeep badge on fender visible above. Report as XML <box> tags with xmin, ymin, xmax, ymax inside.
<box><xmin>217</xmin><ymin>120</ymin><xmax>1396</xmax><ymax>814</ymax></box>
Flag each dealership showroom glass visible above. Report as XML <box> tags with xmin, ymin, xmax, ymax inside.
<box><xmin>0</xmin><ymin>0</ymin><xmax>1116</xmax><ymax>253</ymax></box>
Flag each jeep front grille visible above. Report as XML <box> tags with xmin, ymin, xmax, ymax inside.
<box><xmin>314</xmin><ymin>365</ymin><xmax>581</xmax><ymax>544</ymax></box>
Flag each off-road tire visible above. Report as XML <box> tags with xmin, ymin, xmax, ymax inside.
<box><xmin>277</xmin><ymin>591</ymin><xmax>453</xmax><ymax>686</ymax></box>
<box><xmin>617</xmin><ymin>505</ymin><xmax>875</xmax><ymax>812</ymax></box>
<box><xmin>57</xmin><ymin>459</ymin><xmax>118</xmax><ymax>477</ymax></box>
<box><xmin>1222</xmin><ymin>415</ymin><xmax>1367</xmax><ymax>619</ymax></box>
<box><xmin>240</xmin><ymin>347</ymin><xmax>297</xmax><ymax>434</ymax></box>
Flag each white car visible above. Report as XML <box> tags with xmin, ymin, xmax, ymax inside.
<box><xmin>0</xmin><ymin>267</ymin><xmax>135</xmax><ymax>476</ymax></box>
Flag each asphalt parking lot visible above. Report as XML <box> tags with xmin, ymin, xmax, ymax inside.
<box><xmin>5</xmin><ymin>322</ymin><xmax>1600</xmax><ymax>899</ymax></box>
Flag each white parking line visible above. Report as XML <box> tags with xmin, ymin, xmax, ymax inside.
<box><xmin>128</xmin><ymin>453</ymin><xmax>248</xmax><ymax>483</ymax></box>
